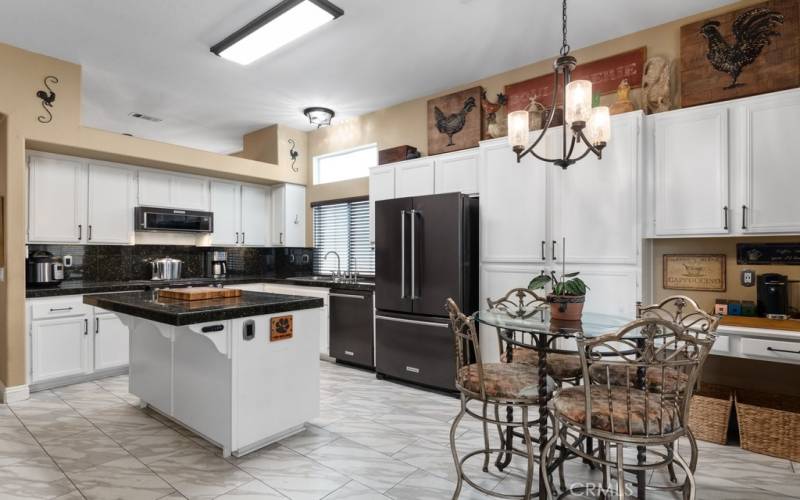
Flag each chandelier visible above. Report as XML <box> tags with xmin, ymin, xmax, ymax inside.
<box><xmin>507</xmin><ymin>0</ymin><xmax>610</xmax><ymax>169</ymax></box>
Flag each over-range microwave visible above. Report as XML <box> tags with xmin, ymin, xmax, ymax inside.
<box><xmin>134</xmin><ymin>206</ymin><xmax>214</xmax><ymax>233</ymax></box>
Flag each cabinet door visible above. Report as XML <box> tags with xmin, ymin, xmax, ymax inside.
<box><xmin>209</xmin><ymin>181</ymin><xmax>241</xmax><ymax>246</ymax></box>
<box><xmin>93</xmin><ymin>312</ymin><xmax>129</xmax><ymax>371</ymax></box>
<box><xmin>87</xmin><ymin>163</ymin><xmax>133</xmax><ymax>244</ymax></box>
<box><xmin>566</xmin><ymin>265</ymin><xmax>640</xmax><ymax>318</ymax></box>
<box><xmin>31</xmin><ymin>316</ymin><xmax>89</xmax><ymax>382</ymax></box>
<box><xmin>271</xmin><ymin>185</ymin><xmax>286</xmax><ymax>246</ymax></box>
<box><xmin>28</xmin><ymin>154</ymin><xmax>87</xmax><ymax>243</ymax></box>
<box><xmin>369</xmin><ymin>165</ymin><xmax>395</xmax><ymax>245</ymax></box>
<box><xmin>479</xmin><ymin>137</ymin><xmax>548</xmax><ymax>263</ymax></box>
<box><xmin>552</xmin><ymin>113</ymin><xmax>640</xmax><ymax>264</ymax></box>
<box><xmin>241</xmin><ymin>185</ymin><xmax>269</xmax><ymax>247</ymax></box>
<box><xmin>741</xmin><ymin>92</ymin><xmax>800</xmax><ymax>233</ymax></box>
<box><xmin>137</xmin><ymin>170</ymin><xmax>173</xmax><ymax>207</ymax></box>
<box><xmin>654</xmin><ymin>106</ymin><xmax>729</xmax><ymax>235</ymax></box>
<box><xmin>171</xmin><ymin>174</ymin><xmax>209</xmax><ymax>210</ymax></box>
<box><xmin>434</xmin><ymin>149</ymin><xmax>478</xmax><ymax>195</ymax></box>
<box><xmin>283</xmin><ymin>184</ymin><xmax>306</xmax><ymax>247</ymax></box>
<box><xmin>395</xmin><ymin>158</ymin><xmax>435</xmax><ymax>198</ymax></box>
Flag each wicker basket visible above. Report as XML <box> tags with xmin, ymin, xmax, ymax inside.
<box><xmin>688</xmin><ymin>383</ymin><xmax>734</xmax><ymax>445</ymax></box>
<box><xmin>736</xmin><ymin>389</ymin><xmax>800</xmax><ymax>461</ymax></box>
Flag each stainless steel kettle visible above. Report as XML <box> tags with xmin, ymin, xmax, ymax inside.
<box><xmin>150</xmin><ymin>257</ymin><xmax>183</xmax><ymax>280</ymax></box>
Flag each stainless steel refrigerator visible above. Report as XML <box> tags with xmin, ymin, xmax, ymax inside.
<box><xmin>374</xmin><ymin>192</ymin><xmax>478</xmax><ymax>391</ymax></box>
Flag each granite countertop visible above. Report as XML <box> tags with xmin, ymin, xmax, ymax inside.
<box><xmin>26</xmin><ymin>275</ymin><xmax>374</xmax><ymax>298</ymax></box>
<box><xmin>83</xmin><ymin>290</ymin><xmax>324</xmax><ymax>326</ymax></box>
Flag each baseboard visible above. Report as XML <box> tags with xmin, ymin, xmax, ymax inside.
<box><xmin>0</xmin><ymin>381</ymin><xmax>30</xmax><ymax>404</ymax></box>
<box><xmin>29</xmin><ymin>366</ymin><xmax>129</xmax><ymax>393</ymax></box>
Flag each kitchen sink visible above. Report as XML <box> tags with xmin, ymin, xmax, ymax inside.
<box><xmin>286</xmin><ymin>276</ymin><xmax>373</xmax><ymax>286</ymax></box>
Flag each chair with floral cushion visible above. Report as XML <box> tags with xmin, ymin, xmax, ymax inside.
<box><xmin>542</xmin><ymin>317</ymin><xmax>713</xmax><ymax>500</ymax></box>
<box><xmin>446</xmin><ymin>298</ymin><xmax>550</xmax><ymax>500</ymax></box>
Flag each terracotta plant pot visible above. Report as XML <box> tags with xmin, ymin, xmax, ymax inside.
<box><xmin>548</xmin><ymin>294</ymin><xmax>585</xmax><ymax>321</ymax></box>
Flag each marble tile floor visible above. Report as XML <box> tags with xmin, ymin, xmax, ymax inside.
<box><xmin>0</xmin><ymin>361</ymin><xmax>797</xmax><ymax>499</ymax></box>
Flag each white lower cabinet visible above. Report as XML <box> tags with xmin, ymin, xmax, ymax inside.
<box><xmin>30</xmin><ymin>316</ymin><xmax>89</xmax><ymax>383</ymax></box>
<box><xmin>93</xmin><ymin>310</ymin><xmax>130</xmax><ymax>371</ymax></box>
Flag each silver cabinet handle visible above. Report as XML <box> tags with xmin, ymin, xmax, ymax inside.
<box><xmin>84</xmin><ymin>318</ymin><xmax>88</xmax><ymax>336</ymax></box>
<box><xmin>400</xmin><ymin>210</ymin><xmax>406</xmax><ymax>299</ymax></box>
<box><xmin>78</xmin><ymin>224</ymin><xmax>82</xmax><ymax>241</ymax></box>
<box><xmin>767</xmin><ymin>347</ymin><xmax>800</xmax><ymax>355</ymax></box>
<box><xmin>235</xmin><ymin>232</ymin><xmax>239</xmax><ymax>244</ymax></box>
<box><xmin>541</xmin><ymin>241</ymin><xmax>546</xmax><ymax>261</ymax></box>
<box><xmin>330</xmin><ymin>293</ymin><xmax>366</xmax><ymax>299</ymax></box>
<box><xmin>742</xmin><ymin>205</ymin><xmax>748</xmax><ymax>230</ymax></box>
<box><xmin>88</xmin><ymin>225</ymin><xmax>92</xmax><ymax>241</ymax></box>
<box><xmin>723</xmin><ymin>205</ymin><xmax>729</xmax><ymax>230</ymax></box>
<box><xmin>410</xmin><ymin>209</ymin><xmax>418</xmax><ymax>300</ymax></box>
<box><xmin>375</xmin><ymin>315</ymin><xmax>449</xmax><ymax>328</ymax></box>
<box><xmin>49</xmin><ymin>306</ymin><xmax>73</xmax><ymax>312</ymax></box>
<box><xmin>552</xmin><ymin>240</ymin><xmax>557</xmax><ymax>261</ymax></box>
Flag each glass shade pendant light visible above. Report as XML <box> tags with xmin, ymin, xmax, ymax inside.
<box><xmin>507</xmin><ymin>0</ymin><xmax>610</xmax><ymax>169</ymax></box>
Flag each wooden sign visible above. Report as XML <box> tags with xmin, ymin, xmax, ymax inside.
<box><xmin>505</xmin><ymin>47</ymin><xmax>646</xmax><ymax>113</ymax></box>
<box><xmin>737</xmin><ymin>242</ymin><xmax>800</xmax><ymax>265</ymax></box>
<box><xmin>427</xmin><ymin>86</ymin><xmax>484</xmax><ymax>156</ymax></box>
<box><xmin>663</xmin><ymin>254</ymin><xmax>727</xmax><ymax>292</ymax></box>
<box><xmin>270</xmin><ymin>315</ymin><xmax>293</xmax><ymax>341</ymax></box>
<box><xmin>680</xmin><ymin>0</ymin><xmax>800</xmax><ymax>108</ymax></box>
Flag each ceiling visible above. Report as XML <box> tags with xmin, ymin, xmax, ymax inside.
<box><xmin>0</xmin><ymin>0</ymin><xmax>731</xmax><ymax>154</ymax></box>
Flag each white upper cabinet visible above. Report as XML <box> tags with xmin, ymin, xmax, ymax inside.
<box><xmin>653</xmin><ymin>105</ymin><xmax>730</xmax><ymax>236</ymax></box>
<box><xmin>479</xmin><ymin>135</ymin><xmax>548</xmax><ymax>263</ymax></box>
<box><xmin>739</xmin><ymin>90</ymin><xmax>800</xmax><ymax>233</ymax></box>
<box><xmin>434</xmin><ymin>149</ymin><xmax>478</xmax><ymax>195</ymax></box>
<box><xmin>241</xmin><ymin>184</ymin><xmax>270</xmax><ymax>247</ymax></box>
<box><xmin>271</xmin><ymin>184</ymin><xmax>306</xmax><ymax>247</ymax></box>
<box><xmin>368</xmin><ymin>165</ymin><xmax>395</xmax><ymax>245</ymax></box>
<box><xmin>394</xmin><ymin>157</ymin><xmax>435</xmax><ymax>198</ymax></box>
<box><xmin>209</xmin><ymin>180</ymin><xmax>241</xmax><ymax>246</ymax></box>
<box><xmin>551</xmin><ymin>113</ymin><xmax>640</xmax><ymax>264</ymax></box>
<box><xmin>28</xmin><ymin>154</ymin><xmax>87</xmax><ymax>243</ymax></box>
<box><xmin>138</xmin><ymin>169</ymin><xmax>209</xmax><ymax>210</ymax></box>
<box><xmin>86</xmin><ymin>163</ymin><xmax>134</xmax><ymax>244</ymax></box>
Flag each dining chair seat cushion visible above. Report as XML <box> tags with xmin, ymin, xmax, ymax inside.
<box><xmin>502</xmin><ymin>348</ymin><xmax>582</xmax><ymax>380</ymax></box>
<box><xmin>553</xmin><ymin>386</ymin><xmax>680</xmax><ymax>435</ymax></box>
<box><xmin>458</xmin><ymin>363</ymin><xmax>547</xmax><ymax>401</ymax></box>
<box><xmin>588</xmin><ymin>364</ymin><xmax>689</xmax><ymax>393</ymax></box>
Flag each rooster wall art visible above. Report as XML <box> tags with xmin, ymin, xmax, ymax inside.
<box><xmin>427</xmin><ymin>86</ymin><xmax>484</xmax><ymax>155</ymax></box>
<box><xmin>700</xmin><ymin>7</ymin><xmax>784</xmax><ymax>89</ymax></box>
<box><xmin>434</xmin><ymin>96</ymin><xmax>476</xmax><ymax>147</ymax></box>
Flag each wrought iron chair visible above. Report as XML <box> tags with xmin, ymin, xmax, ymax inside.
<box><xmin>447</xmin><ymin>298</ymin><xmax>550</xmax><ymax>500</ymax></box>
<box><xmin>542</xmin><ymin>317</ymin><xmax>712</xmax><ymax>500</ymax></box>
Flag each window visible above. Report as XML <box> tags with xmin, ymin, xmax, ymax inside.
<box><xmin>313</xmin><ymin>199</ymin><xmax>374</xmax><ymax>276</ymax></box>
<box><xmin>313</xmin><ymin>143</ymin><xmax>377</xmax><ymax>185</ymax></box>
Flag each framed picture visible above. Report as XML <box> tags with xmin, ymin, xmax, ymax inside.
<box><xmin>270</xmin><ymin>315</ymin><xmax>293</xmax><ymax>341</ymax></box>
<box><xmin>663</xmin><ymin>254</ymin><xmax>727</xmax><ymax>292</ymax></box>
<box><xmin>427</xmin><ymin>86</ymin><xmax>484</xmax><ymax>156</ymax></box>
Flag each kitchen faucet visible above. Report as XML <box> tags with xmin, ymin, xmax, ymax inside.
<box><xmin>324</xmin><ymin>251</ymin><xmax>341</xmax><ymax>279</ymax></box>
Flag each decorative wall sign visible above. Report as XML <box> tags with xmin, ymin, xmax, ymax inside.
<box><xmin>663</xmin><ymin>254</ymin><xmax>727</xmax><ymax>292</ymax></box>
<box><xmin>427</xmin><ymin>86</ymin><xmax>484</xmax><ymax>156</ymax></box>
<box><xmin>641</xmin><ymin>56</ymin><xmax>673</xmax><ymax>114</ymax></box>
<box><xmin>35</xmin><ymin>76</ymin><xmax>58</xmax><ymax>124</ymax></box>
<box><xmin>505</xmin><ymin>47</ymin><xmax>646</xmax><ymax>114</ymax></box>
<box><xmin>270</xmin><ymin>315</ymin><xmax>293</xmax><ymax>341</ymax></box>
<box><xmin>680</xmin><ymin>0</ymin><xmax>799</xmax><ymax>108</ymax></box>
<box><xmin>288</xmin><ymin>139</ymin><xmax>299</xmax><ymax>172</ymax></box>
<box><xmin>737</xmin><ymin>242</ymin><xmax>800</xmax><ymax>265</ymax></box>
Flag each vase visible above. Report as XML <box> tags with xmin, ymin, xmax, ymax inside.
<box><xmin>548</xmin><ymin>294</ymin><xmax>585</xmax><ymax>321</ymax></box>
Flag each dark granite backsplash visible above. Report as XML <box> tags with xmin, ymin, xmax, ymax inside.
<box><xmin>28</xmin><ymin>245</ymin><xmax>313</xmax><ymax>281</ymax></box>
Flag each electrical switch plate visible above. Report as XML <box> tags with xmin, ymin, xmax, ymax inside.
<box><xmin>741</xmin><ymin>269</ymin><xmax>756</xmax><ymax>287</ymax></box>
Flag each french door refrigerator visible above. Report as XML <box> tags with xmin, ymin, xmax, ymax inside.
<box><xmin>374</xmin><ymin>192</ymin><xmax>478</xmax><ymax>391</ymax></box>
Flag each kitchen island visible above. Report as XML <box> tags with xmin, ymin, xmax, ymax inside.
<box><xmin>84</xmin><ymin>290</ymin><xmax>324</xmax><ymax>457</ymax></box>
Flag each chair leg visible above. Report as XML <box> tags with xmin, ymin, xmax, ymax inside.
<box><xmin>673</xmin><ymin>448</ymin><xmax>696</xmax><ymax>500</ymax></box>
<box><xmin>481</xmin><ymin>401</ymin><xmax>490</xmax><ymax>473</ymax></box>
<box><xmin>616</xmin><ymin>443</ymin><xmax>626</xmax><ymax>500</ymax></box>
<box><xmin>541</xmin><ymin>417</ymin><xmax>560</xmax><ymax>500</ymax></box>
<box><xmin>494</xmin><ymin>403</ymin><xmax>507</xmax><ymax>467</ymax></box>
<box><xmin>520</xmin><ymin>406</ymin><xmax>535</xmax><ymax>500</ymax></box>
<box><xmin>557</xmin><ymin>425</ymin><xmax>566</xmax><ymax>492</ymax></box>
<box><xmin>687</xmin><ymin>428</ymin><xmax>699</xmax><ymax>473</ymax></box>
<box><xmin>450</xmin><ymin>396</ymin><xmax>467</xmax><ymax>500</ymax></box>
<box><xmin>600</xmin><ymin>441</ymin><xmax>611</xmax><ymax>500</ymax></box>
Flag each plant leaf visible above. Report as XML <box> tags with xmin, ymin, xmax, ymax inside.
<box><xmin>564</xmin><ymin>271</ymin><xmax>580</xmax><ymax>278</ymax></box>
<box><xmin>528</xmin><ymin>274</ymin><xmax>551</xmax><ymax>290</ymax></box>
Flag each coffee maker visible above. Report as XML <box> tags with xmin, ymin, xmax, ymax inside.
<box><xmin>206</xmin><ymin>251</ymin><xmax>228</xmax><ymax>279</ymax></box>
<box><xmin>757</xmin><ymin>273</ymin><xmax>789</xmax><ymax>319</ymax></box>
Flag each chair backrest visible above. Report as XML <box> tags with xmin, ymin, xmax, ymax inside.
<box><xmin>446</xmin><ymin>298</ymin><xmax>484</xmax><ymax>398</ymax></box>
<box><xmin>577</xmin><ymin>317</ymin><xmax>712</xmax><ymax>440</ymax></box>
<box><xmin>636</xmin><ymin>295</ymin><xmax>720</xmax><ymax>343</ymax></box>
<box><xmin>486</xmin><ymin>288</ymin><xmax>547</xmax><ymax>359</ymax></box>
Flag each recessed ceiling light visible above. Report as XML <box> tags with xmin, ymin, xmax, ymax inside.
<box><xmin>211</xmin><ymin>0</ymin><xmax>344</xmax><ymax>65</ymax></box>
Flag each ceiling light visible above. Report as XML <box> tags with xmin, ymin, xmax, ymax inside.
<box><xmin>129</xmin><ymin>112</ymin><xmax>162</xmax><ymax>122</ymax></box>
<box><xmin>304</xmin><ymin>107</ymin><xmax>335</xmax><ymax>128</ymax></box>
<box><xmin>211</xmin><ymin>0</ymin><xmax>344</xmax><ymax>65</ymax></box>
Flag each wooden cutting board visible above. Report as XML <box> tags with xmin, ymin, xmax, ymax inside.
<box><xmin>158</xmin><ymin>287</ymin><xmax>241</xmax><ymax>301</ymax></box>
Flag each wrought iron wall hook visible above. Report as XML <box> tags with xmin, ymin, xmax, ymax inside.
<box><xmin>288</xmin><ymin>138</ymin><xmax>299</xmax><ymax>172</ymax></box>
<box><xmin>36</xmin><ymin>76</ymin><xmax>58</xmax><ymax>124</ymax></box>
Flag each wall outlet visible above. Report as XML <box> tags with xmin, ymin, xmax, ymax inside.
<box><xmin>741</xmin><ymin>269</ymin><xmax>755</xmax><ymax>287</ymax></box>
<box><xmin>63</xmin><ymin>255</ymin><xmax>73</xmax><ymax>268</ymax></box>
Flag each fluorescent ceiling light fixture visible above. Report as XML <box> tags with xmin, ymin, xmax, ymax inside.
<box><xmin>211</xmin><ymin>0</ymin><xmax>344</xmax><ymax>65</ymax></box>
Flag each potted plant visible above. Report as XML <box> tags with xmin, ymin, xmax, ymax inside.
<box><xmin>528</xmin><ymin>270</ymin><xmax>589</xmax><ymax>321</ymax></box>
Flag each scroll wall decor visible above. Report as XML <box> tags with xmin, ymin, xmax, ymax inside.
<box><xmin>288</xmin><ymin>139</ymin><xmax>299</xmax><ymax>172</ymax></box>
<box><xmin>35</xmin><ymin>76</ymin><xmax>58</xmax><ymax>124</ymax></box>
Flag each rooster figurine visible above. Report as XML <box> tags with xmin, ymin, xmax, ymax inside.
<box><xmin>434</xmin><ymin>96</ymin><xmax>476</xmax><ymax>147</ymax></box>
<box><xmin>481</xmin><ymin>90</ymin><xmax>507</xmax><ymax>139</ymax></box>
<box><xmin>700</xmin><ymin>7</ymin><xmax>784</xmax><ymax>89</ymax></box>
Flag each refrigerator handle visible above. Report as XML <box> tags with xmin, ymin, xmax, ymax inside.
<box><xmin>410</xmin><ymin>209</ymin><xmax>418</xmax><ymax>300</ymax></box>
<box><xmin>400</xmin><ymin>210</ymin><xmax>406</xmax><ymax>300</ymax></box>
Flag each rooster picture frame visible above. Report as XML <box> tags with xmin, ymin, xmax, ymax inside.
<box><xmin>680</xmin><ymin>0</ymin><xmax>799</xmax><ymax>108</ymax></box>
<box><xmin>427</xmin><ymin>86</ymin><xmax>485</xmax><ymax>156</ymax></box>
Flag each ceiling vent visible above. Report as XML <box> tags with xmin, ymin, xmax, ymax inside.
<box><xmin>128</xmin><ymin>112</ymin><xmax>163</xmax><ymax>123</ymax></box>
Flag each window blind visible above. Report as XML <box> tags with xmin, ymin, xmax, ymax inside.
<box><xmin>313</xmin><ymin>200</ymin><xmax>374</xmax><ymax>275</ymax></box>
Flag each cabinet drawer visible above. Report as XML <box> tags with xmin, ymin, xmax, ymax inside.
<box><xmin>740</xmin><ymin>337</ymin><xmax>800</xmax><ymax>365</ymax></box>
<box><xmin>710</xmin><ymin>334</ymin><xmax>730</xmax><ymax>354</ymax></box>
<box><xmin>30</xmin><ymin>298</ymin><xmax>88</xmax><ymax>320</ymax></box>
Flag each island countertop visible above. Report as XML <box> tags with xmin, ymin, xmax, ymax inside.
<box><xmin>83</xmin><ymin>290</ymin><xmax>324</xmax><ymax>326</ymax></box>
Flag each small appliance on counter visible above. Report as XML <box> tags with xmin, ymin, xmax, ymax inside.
<box><xmin>757</xmin><ymin>273</ymin><xmax>789</xmax><ymax>319</ymax></box>
<box><xmin>206</xmin><ymin>250</ymin><xmax>228</xmax><ymax>278</ymax></box>
<box><xmin>150</xmin><ymin>257</ymin><xmax>183</xmax><ymax>280</ymax></box>
<box><xmin>26</xmin><ymin>250</ymin><xmax>65</xmax><ymax>287</ymax></box>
